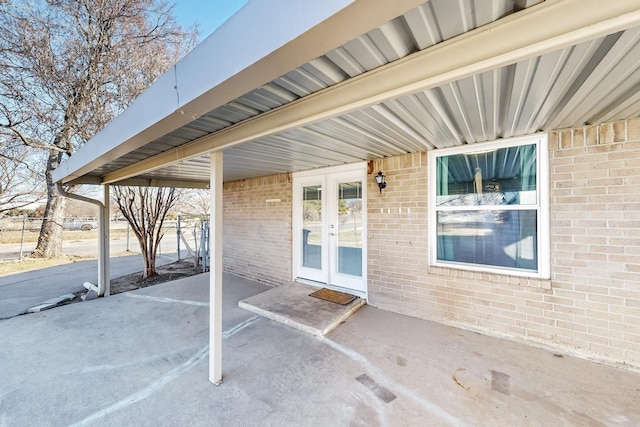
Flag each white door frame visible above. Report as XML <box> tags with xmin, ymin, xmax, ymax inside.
<box><xmin>292</xmin><ymin>163</ymin><xmax>368</xmax><ymax>297</ymax></box>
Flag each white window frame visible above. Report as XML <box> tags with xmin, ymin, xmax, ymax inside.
<box><xmin>428</xmin><ymin>134</ymin><xmax>550</xmax><ymax>279</ymax></box>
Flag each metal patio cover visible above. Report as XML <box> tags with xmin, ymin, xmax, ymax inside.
<box><xmin>52</xmin><ymin>0</ymin><xmax>640</xmax><ymax>188</ymax></box>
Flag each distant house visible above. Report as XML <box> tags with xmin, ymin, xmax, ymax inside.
<box><xmin>54</xmin><ymin>0</ymin><xmax>640</xmax><ymax>382</ymax></box>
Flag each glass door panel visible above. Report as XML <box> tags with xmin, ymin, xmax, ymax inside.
<box><xmin>328</xmin><ymin>173</ymin><xmax>366</xmax><ymax>293</ymax></box>
<box><xmin>302</xmin><ymin>185</ymin><xmax>322</xmax><ymax>269</ymax></box>
<box><xmin>336</xmin><ymin>181</ymin><xmax>362</xmax><ymax>277</ymax></box>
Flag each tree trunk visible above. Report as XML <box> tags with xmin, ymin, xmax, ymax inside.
<box><xmin>140</xmin><ymin>234</ymin><xmax>158</xmax><ymax>279</ymax></box>
<box><xmin>136</xmin><ymin>232</ymin><xmax>157</xmax><ymax>279</ymax></box>
<box><xmin>32</xmin><ymin>149</ymin><xmax>66</xmax><ymax>258</ymax></box>
<box><xmin>145</xmin><ymin>228</ymin><xmax>164</xmax><ymax>278</ymax></box>
<box><xmin>144</xmin><ymin>248</ymin><xmax>156</xmax><ymax>278</ymax></box>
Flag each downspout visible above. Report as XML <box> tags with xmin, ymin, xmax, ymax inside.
<box><xmin>56</xmin><ymin>183</ymin><xmax>111</xmax><ymax>297</ymax></box>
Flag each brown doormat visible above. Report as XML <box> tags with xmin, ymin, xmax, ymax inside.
<box><xmin>309</xmin><ymin>288</ymin><xmax>357</xmax><ymax>305</ymax></box>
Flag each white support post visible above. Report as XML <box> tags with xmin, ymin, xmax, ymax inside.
<box><xmin>101</xmin><ymin>184</ymin><xmax>111</xmax><ymax>297</ymax></box>
<box><xmin>55</xmin><ymin>182</ymin><xmax>110</xmax><ymax>297</ymax></box>
<box><xmin>209</xmin><ymin>152</ymin><xmax>223</xmax><ymax>385</ymax></box>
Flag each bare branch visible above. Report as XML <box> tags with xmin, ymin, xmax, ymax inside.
<box><xmin>0</xmin><ymin>0</ymin><xmax>196</xmax><ymax>256</ymax></box>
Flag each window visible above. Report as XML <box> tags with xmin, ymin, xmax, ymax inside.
<box><xmin>428</xmin><ymin>135</ymin><xmax>549</xmax><ymax>278</ymax></box>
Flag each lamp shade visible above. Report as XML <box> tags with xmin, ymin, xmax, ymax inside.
<box><xmin>375</xmin><ymin>171</ymin><xmax>387</xmax><ymax>192</ymax></box>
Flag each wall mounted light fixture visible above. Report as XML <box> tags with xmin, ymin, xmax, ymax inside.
<box><xmin>375</xmin><ymin>171</ymin><xmax>387</xmax><ymax>193</ymax></box>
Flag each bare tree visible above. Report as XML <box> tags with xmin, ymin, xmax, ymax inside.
<box><xmin>113</xmin><ymin>186</ymin><xmax>180</xmax><ymax>278</ymax></box>
<box><xmin>178</xmin><ymin>189</ymin><xmax>211</xmax><ymax>215</ymax></box>
<box><xmin>0</xmin><ymin>141</ymin><xmax>45</xmax><ymax>214</ymax></box>
<box><xmin>64</xmin><ymin>198</ymin><xmax>99</xmax><ymax>219</ymax></box>
<box><xmin>0</xmin><ymin>0</ymin><xmax>196</xmax><ymax>257</ymax></box>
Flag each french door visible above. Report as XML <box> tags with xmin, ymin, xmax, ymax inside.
<box><xmin>293</xmin><ymin>164</ymin><xmax>367</xmax><ymax>295</ymax></box>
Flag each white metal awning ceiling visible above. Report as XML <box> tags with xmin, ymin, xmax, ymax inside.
<box><xmin>54</xmin><ymin>0</ymin><xmax>640</xmax><ymax>188</ymax></box>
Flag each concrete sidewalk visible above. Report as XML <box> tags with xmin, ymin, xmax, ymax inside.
<box><xmin>1</xmin><ymin>273</ymin><xmax>639</xmax><ymax>426</ymax></box>
<box><xmin>0</xmin><ymin>253</ymin><xmax>179</xmax><ymax>319</ymax></box>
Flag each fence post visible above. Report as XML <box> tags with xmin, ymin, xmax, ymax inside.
<box><xmin>192</xmin><ymin>225</ymin><xmax>199</xmax><ymax>266</ymax></box>
<box><xmin>177</xmin><ymin>215</ymin><xmax>182</xmax><ymax>261</ymax></box>
<box><xmin>201</xmin><ymin>221</ymin><xmax>209</xmax><ymax>273</ymax></box>
<box><xmin>18</xmin><ymin>216</ymin><xmax>27</xmax><ymax>260</ymax></box>
<box><xmin>126</xmin><ymin>224</ymin><xmax>130</xmax><ymax>252</ymax></box>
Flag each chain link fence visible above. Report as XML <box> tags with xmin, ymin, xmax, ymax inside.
<box><xmin>175</xmin><ymin>214</ymin><xmax>209</xmax><ymax>271</ymax></box>
<box><xmin>0</xmin><ymin>216</ymin><xmax>188</xmax><ymax>262</ymax></box>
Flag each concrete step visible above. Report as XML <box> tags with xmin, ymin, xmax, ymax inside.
<box><xmin>239</xmin><ymin>282</ymin><xmax>365</xmax><ymax>336</ymax></box>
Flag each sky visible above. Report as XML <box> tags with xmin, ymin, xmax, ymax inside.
<box><xmin>172</xmin><ymin>0</ymin><xmax>249</xmax><ymax>41</ymax></box>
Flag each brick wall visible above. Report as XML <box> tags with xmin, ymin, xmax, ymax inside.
<box><xmin>367</xmin><ymin>118</ymin><xmax>640</xmax><ymax>370</ymax></box>
<box><xmin>368</xmin><ymin>153</ymin><xmax>430</xmax><ymax>303</ymax></box>
<box><xmin>549</xmin><ymin>119</ymin><xmax>640</xmax><ymax>366</ymax></box>
<box><xmin>221</xmin><ymin>119</ymin><xmax>640</xmax><ymax>369</ymax></box>
<box><xmin>223</xmin><ymin>173</ymin><xmax>292</xmax><ymax>286</ymax></box>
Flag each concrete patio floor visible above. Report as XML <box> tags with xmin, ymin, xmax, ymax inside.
<box><xmin>1</xmin><ymin>273</ymin><xmax>639</xmax><ymax>426</ymax></box>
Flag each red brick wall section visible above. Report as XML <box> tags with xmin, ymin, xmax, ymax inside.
<box><xmin>367</xmin><ymin>118</ymin><xmax>640</xmax><ymax>371</ymax></box>
<box><xmin>223</xmin><ymin>173</ymin><xmax>292</xmax><ymax>286</ymax></box>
